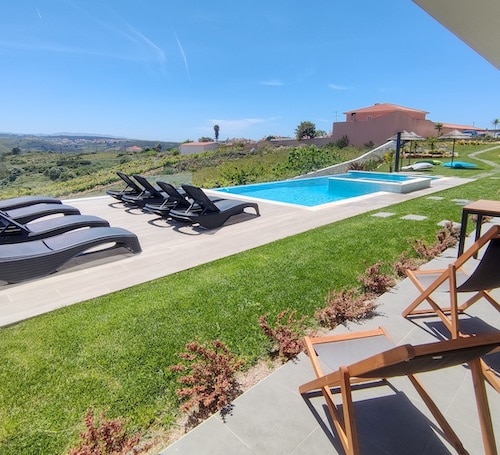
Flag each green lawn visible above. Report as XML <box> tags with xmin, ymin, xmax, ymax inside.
<box><xmin>0</xmin><ymin>158</ymin><xmax>499</xmax><ymax>453</ymax></box>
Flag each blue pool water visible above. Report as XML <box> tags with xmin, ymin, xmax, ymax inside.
<box><xmin>213</xmin><ymin>171</ymin><xmax>431</xmax><ymax>207</ymax></box>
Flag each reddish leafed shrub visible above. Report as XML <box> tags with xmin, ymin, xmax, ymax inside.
<box><xmin>315</xmin><ymin>288</ymin><xmax>377</xmax><ymax>329</ymax></box>
<box><xmin>412</xmin><ymin>237</ymin><xmax>442</xmax><ymax>260</ymax></box>
<box><xmin>171</xmin><ymin>340</ymin><xmax>244</xmax><ymax>427</ymax></box>
<box><xmin>436</xmin><ymin>222</ymin><xmax>459</xmax><ymax>250</ymax></box>
<box><xmin>393</xmin><ymin>252</ymin><xmax>425</xmax><ymax>278</ymax></box>
<box><xmin>69</xmin><ymin>409</ymin><xmax>151</xmax><ymax>455</ymax></box>
<box><xmin>357</xmin><ymin>262</ymin><xmax>396</xmax><ymax>296</ymax></box>
<box><xmin>259</xmin><ymin>310</ymin><xmax>307</xmax><ymax>362</ymax></box>
<box><xmin>412</xmin><ymin>222</ymin><xmax>460</xmax><ymax>260</ymax></box>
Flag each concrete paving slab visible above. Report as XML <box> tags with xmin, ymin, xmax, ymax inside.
<box><xmin>451</xmin><ymin>199</ymin><xmax>472</xmax><ymax>205</ymax></box>
<box><xmin>400</xmin><ymin>214</ymin><xmax>428</xmax><ymax>221</ymax></box>
<box><xmin>437</xmin><ymin>219</ymin><xmax>461</xmax><ymax>229</ymax></box>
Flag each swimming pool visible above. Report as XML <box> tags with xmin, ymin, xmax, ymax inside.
<box><xmin>213</xmin><ymin>171</ymin><xmax>432</xmax><ymax>208</ymax></box>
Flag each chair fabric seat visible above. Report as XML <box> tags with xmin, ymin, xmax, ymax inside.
<box><xmin>457</xmin><ymin>238</ymin><xmax>500</xmax><ymax>292</ymax></box>
<box><xmin>314</xmin><ymin>335</ymin><xmax>395</xmax><ymax>373</ymax></box>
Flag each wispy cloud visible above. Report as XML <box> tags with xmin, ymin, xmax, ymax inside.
<box><xmin>0</xmin><ymin>39</ymin><xmax>159</xmax><ymax>64</ymax></box>
<box><xmin>261</xmin><ymin>79</ymin><xmax>284</xmax><ymax>86</ymax></box>
<box><xmin>173</xmin><ymin>29</ymin><xmax>191</xmax><ymax>82</ymax></box>
<box><xmin>328</xmin><ymin>83</ymin><xmax>351</xmax><ymax>90</ymax></box>
<box><xmin>122</xmin><ymin>21</ymin><xmax>166</xmax><ymax>65</ymax></box>
<box><xmin>2</xmin><ymin>2</ymin><xmax>167</xmax><ymax>70</ymax></box>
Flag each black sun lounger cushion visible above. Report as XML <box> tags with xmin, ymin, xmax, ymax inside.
<box><xmin>0</xmin><ymin>203</ymin><xmax>80</xmax><ymax>224</ymax></box>
<box><xmin>0</xmin><ymin>227</ymin><xmax>141</xmax><ymax>283</ymax></box>
<box><xmin>0</xmin><ymin>196</ymin><xmax>62</xmax><ymax>211</ymax></box>
<box><xmin>0</xmin><ymin>213</ymin><xmax>110</xmax><ymax>244</ymax></box>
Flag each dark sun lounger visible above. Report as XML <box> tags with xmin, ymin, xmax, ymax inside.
<box><xmin>143</xmin><ymin>181</ymin><xmax>191</xmax><ymax>217</ymax></box>
<box><xmin>0</xmin><ymin>212</ymin><xmax>110</xmax><ymax>244</ymax></box>
<box><xmin>0</xmin><ymin>203</ymin><xmax>80</xmax><ymax>224</ymax></box>
<box><xmin>121</xmin><ymin>174</ymin><xmax>168</xmax><ymax>208</ymax></box>
<box><xmin>0</xmin><ymin>195</ymin><xmax>62</xmax><ymax>211</ymax></box>
<box><xmin>169</xmin><ymin>184</ymin><xmax>260</xmax><ymax>229</ymax></box>
<box><xmin>106</xmin><ymin>172</ymin><xmax>144</xmax><ymax>201</ymax></box>
<box><xmin>0</xmin><ymin>227</ymin><xmax>141</xmax><ymax>283</ymax></box>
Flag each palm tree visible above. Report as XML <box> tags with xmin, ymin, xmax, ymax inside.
<box><xmin>492</xmin><ymin>118</ymin><xmax>499</xmax><ymax>137</ymax></box>
<box><xmin>214</xmin><ymin>124</ymin><xmax>220</xmax><ymax>142</ymax></box>
<box><xmin>434</xmin><ymin>122</ymin><xmax>443</xmax><ymax>137</ymax></box>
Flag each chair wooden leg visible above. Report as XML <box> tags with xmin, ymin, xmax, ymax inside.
<box><xmin>449</xmin><ymin>265</ymin><xmax>460</xmax><ymax>339</ymax></box>
<box><xmin>470</xmin><ymin>358</ymin><xmax>498</xmax><ymax>455</ymax></box>
<box><xmin>481</xmin><ymin>358</ymin><xmax>500</xmax><ymax>393</ymax></box>
<box><xmin>481</xmin><ymin>291</ymin><xmax>500</xmax><ymax>312</ymax></box>
<box><xmin>340</xmin><ymin>366</ymin><xmax>359</xmax><ymax>455</ymax></box>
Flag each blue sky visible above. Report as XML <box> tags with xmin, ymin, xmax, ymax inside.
<box><xmin>0</xmin><ymin>1</ymin><xmax>498</xmax><ymax>142</ymax></box>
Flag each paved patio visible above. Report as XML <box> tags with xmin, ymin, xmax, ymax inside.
<box><xmin>1</xmin><ymin>175</ymin><xmax>498</xmax><ymax>454</ymax></box>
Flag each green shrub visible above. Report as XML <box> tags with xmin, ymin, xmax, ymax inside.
<box><xmin>335</xmin><ymin>135</ymin><xmax>350</xmax><ymax>148</ymax></box>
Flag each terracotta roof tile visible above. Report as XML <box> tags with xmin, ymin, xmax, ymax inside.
<box><xmin>344</xmin><ymin>102</ymin><xmax>428</xmax><ymax>115</ymax></box>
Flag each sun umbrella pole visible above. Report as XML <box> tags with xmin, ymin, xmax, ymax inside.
<box><xmin>395</xmin><ymin>132</ymin><xmax>402</xmax><ymax>172</ymax></box>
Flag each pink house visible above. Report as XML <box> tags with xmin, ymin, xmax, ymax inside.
<box><xmin>331</xmin><ymin>102</ymin><xmax>481</xmax><ymax>147</ymax></box>
<box><xmin>331</xmin><ymin>103</ymin><xmax>438</xmax><ymax>147</ymax></box>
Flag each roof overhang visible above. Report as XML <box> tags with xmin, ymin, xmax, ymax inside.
<box><xmin>412</xmin><ymin>0</ymin><xmax>500</xmax><ymax>69</ymax></box>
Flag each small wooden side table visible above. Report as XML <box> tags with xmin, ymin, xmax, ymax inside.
<box><xmin>457</xmin><ymin>199</ymin><xmax>500</xmax><ymax>257</ymax></box>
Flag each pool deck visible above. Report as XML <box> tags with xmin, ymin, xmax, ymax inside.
<box><xmin>0</xmin><ymin>175</ymin><xmax>470</xmax><ymax>328</ymax></box>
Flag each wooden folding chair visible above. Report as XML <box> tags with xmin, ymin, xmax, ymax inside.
<box><xmin>402</xmin><ymin>224</ymin><xmax>500</xmax><ymax>338</ymax></box>
<box><xmin>299</xmin><ymin>328</ymin><xmax>499</xmax><ymax>455</ymax></box>
<box><xmin>402</xmin><ymin>224</ymin><xmax>500</xmax><ymax>390</ymax></box>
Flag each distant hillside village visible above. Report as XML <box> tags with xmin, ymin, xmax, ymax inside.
<box><xmin>180</xmin><ymin>102</ymin><xmax>494</xmax><ymax>155</ymax></box>
<box><xmin>0</xmin><ymin>133</ymin><xmax>179</xmax><ymax>155</ymax></box>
